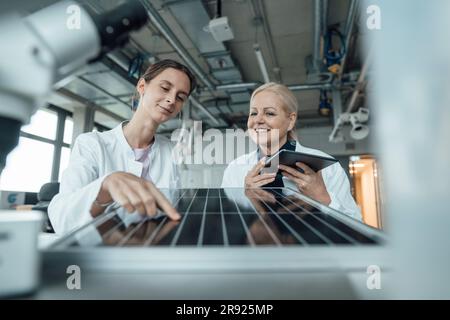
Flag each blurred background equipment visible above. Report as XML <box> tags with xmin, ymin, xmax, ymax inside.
<box><xmin>318</xmin><ymin>90</ymin><xmax>333</xmax><ymax>116</ymax></box>
<box><xmin>348</xmin><ymin>108</ymin><xmax>369</xmax><ymax>140</ymax></box>
<box><xmin>209</xmin><ymin>17</ymin><xmax>235</xmax><ymax>43</ymax></box>
<box><xmin>0</xmin><ymin>0</ymin><xmax>148</xmax><ymax>297</ymax></box>
<box><xmin>0</xmin><ymin>0</ymin><xmax>148</xmax><ymax>175</ymax></box>
<box><xmin>0</xmin><ymin>211</ymin><xmax>43</xmax><ymax>297</ymax></box>
<box><xmin>328</xmin><ymin>107</ymin><xmax>370</xmax><ymax>142</ymax></box>
<box><xmin>324</xmin><ymin>27</ymin><xmax>346</xmax><ymax>74</ymax></box>
<box><xmin>207</xmin><ymin>0</ymin><xmax>234</xmax><ymax>43</ymax></box>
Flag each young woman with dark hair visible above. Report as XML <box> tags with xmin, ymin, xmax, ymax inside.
<box><xmin>49</xmin><ymin>60</ymin><xmax>196</xmax><ymax>234</ymax></box>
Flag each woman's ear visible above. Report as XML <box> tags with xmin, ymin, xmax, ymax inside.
<box><xmin>287</xmin><ymin>112</ymin><xmax>297</xmax><ymax>131</ymax></box>
<box><xmin>136</xmin><ymin>78</ymin><xmax>146</xmax><ymax>97</ymax></box>
<box><xmin>132</xmin><ymin>79</ymin><xmax>146</xmax><ymax>111</ymax></box>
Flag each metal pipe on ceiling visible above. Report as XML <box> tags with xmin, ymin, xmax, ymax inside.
<box><xmin>331</xmin><ymin>89</ymin><xmax>343</xmax><ymax>131</ymax></box>
<box><xmin>254</xmin><ymin>43</ymin><xmax>271</xmax><ymax>83</ymax></box>
<box><xmin>190</xmin><ymin>96</ymin><xmax>220</xmax><ymax>125</ymax></box>
<box><xmin>216</xmin><ymin>82</ymin><xmax>335</xmax><ymax>92</ymax></box>
<box><xmin>321</xmin><ymin>0</ymin><xmax>328</xmax><ymax>36</ymax></box>
<box><xmin>56</xmin><ymin>88</ymin><xmax>126</xmax><ymax>122</ymax></box>
<box><xmin>328</xmin><ymin>53</ymin><xmax>371</xmax><ymax>142</ymax></box>
<box><xmin>344</xmin><ymin>52</ymin><xmax>371</xmax><ymax>113</ymax></box>
<box><xmin>250</xmin><ymin>0</ymin><xmax>281</xmax><ymax>82</ymax></box>
<box><xmin>216</xmin><ymin>83</ymin><xmax>260</xmax><ymax>91</ymax></box>
<box><xmin>326</xmin><ymin>0</ymin><xmax>359</xmax><ymax>141</ymax></box>
<box><xmin>313</xmin><ymin>0</ymin><xmax>324</xmax><ymax>72</ymax></box>
<box><xmin>338</xmin><ymin>0</ymin><xmax>359</xmax><ymax>78</ymax></box>
<box><xmin>106</xmin><ymin>51</ymin><xmax>134</xmax><ymax>78</ymax></box>
<box><xmin>77</xmin><ymin>76</ymin><xmax>132</xmax><ymax>110</ymax></box>
<box><xmin>288</xmin><ymin>83</ymin><xmax>333</xmax><ymax>91</ymax></box>
<box><xmin>140</xmin><ymin>0</ymin><xmax>216</xmax><ymax>92</ymax></box>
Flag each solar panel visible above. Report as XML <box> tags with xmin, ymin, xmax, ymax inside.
<box><xmin>52</xmin><ymin>188</ymin><xmax>383</xmax><ymax>249</ymax></box>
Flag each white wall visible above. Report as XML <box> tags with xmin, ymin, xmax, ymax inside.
<box><xmin>177</xmin><ymin>130</ymin><xmax>255</xmax><ymax>188</ymax></box>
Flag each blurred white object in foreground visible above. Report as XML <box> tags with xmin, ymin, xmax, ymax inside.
<box><xmin>0</xmin><ymin>211</ymin><xmax>43</xmax><ymax>297</ymax></box>
<box><xmin>369</xmin><ymin>0</ymin><xmax>450</xmax><ymax>298</ymax></box>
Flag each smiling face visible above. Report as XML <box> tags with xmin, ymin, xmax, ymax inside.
<box><xmin>247</xmin><ymin>90</ymin><xmax>297</xmax><ymax>152</ymax></box>
<box><xmin>136</xmin><ymin>67</ymin><xmax>191</xmax><ymax>125</ymax></box>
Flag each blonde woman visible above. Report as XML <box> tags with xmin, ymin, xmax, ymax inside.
<box><xmin>221</xmin><ymin>82</ymin><xmax>361</xmax><ymax>220</ymax></box>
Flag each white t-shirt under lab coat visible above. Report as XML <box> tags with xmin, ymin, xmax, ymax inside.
<box><xmin>48</xmin><ymin>122</ymin><xmax>180</xmax><ymax>235</ymax></box>
<box><xmin>221</xmin><ymin>141</ymin><xmax>362</xmax><ymax>221</ymax></box>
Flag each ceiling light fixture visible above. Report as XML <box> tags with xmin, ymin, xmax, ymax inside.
<box><xmin>254</xmin><ymin>43</ymin><xmax>270</xmax><ymax>83</ymax></box>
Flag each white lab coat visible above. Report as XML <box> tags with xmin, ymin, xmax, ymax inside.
<box><xmin>221</xmin><ymin>141</ymin><xmax>362</xmax><ymax>221</ymax></box>
<box><xmin>48</xmin><ymin>122</ymin><xmax>180</xmax><ymax>235</ymax></box>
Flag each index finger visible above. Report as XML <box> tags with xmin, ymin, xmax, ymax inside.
<box><xmin>146</xmin><ymin>182</ymin><xmax>181</xmax><ymax>220</ymax></box>
<box><xmin>249</xmin><ymin>158</ymin><xmax>267</xmax><ymax>176</ymax></box>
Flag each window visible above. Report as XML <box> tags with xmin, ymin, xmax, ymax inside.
<box><xmin>22</xmin><ymin>109</ymin><xmax>57</xmax><ymax>140</ymax></box>
<box><xmin>0</xmin><ymin>107</ymin><xmax>73</xmax><ymax>192</ymax></box>
<box><xmin>0</xmin><ymin>105</ymin><xmax>118</xmax><ymax>193</ymax></box>
<box><xmin>0</xmin><ymin>137</ymin><xmax>54</xmax><ymax>192</ymax></box>
<box><xmin>63</xmin><ymin>117</ymin><xmax>73</xmax><ymax>144</ymax></box>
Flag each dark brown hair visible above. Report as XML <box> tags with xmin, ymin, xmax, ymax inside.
<box><xmin>143</xmin><ymin>59</ymin><xmax>196</xmax><ymax>92</ymax></box>
<box><xmin>132</xmin><ymin>59</ymin><xmax>196</xmax><ymax>110</ymax></box>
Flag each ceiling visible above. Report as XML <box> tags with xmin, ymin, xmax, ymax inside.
<box><xmin>5</xmin><ymin>0</ymin><xmax>367</xmax><ymax>132</ymax></box>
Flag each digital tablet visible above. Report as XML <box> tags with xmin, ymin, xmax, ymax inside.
<box><xmin>264</xmin><ymin>149</ymin><xmax>338</xmax><ymax>172</ymax></box>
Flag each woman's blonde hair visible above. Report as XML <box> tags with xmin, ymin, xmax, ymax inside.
<box><xmin>250</xmin><ymin>82</ymin><xmax>298</xmax><ymax>140</ymax></box>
